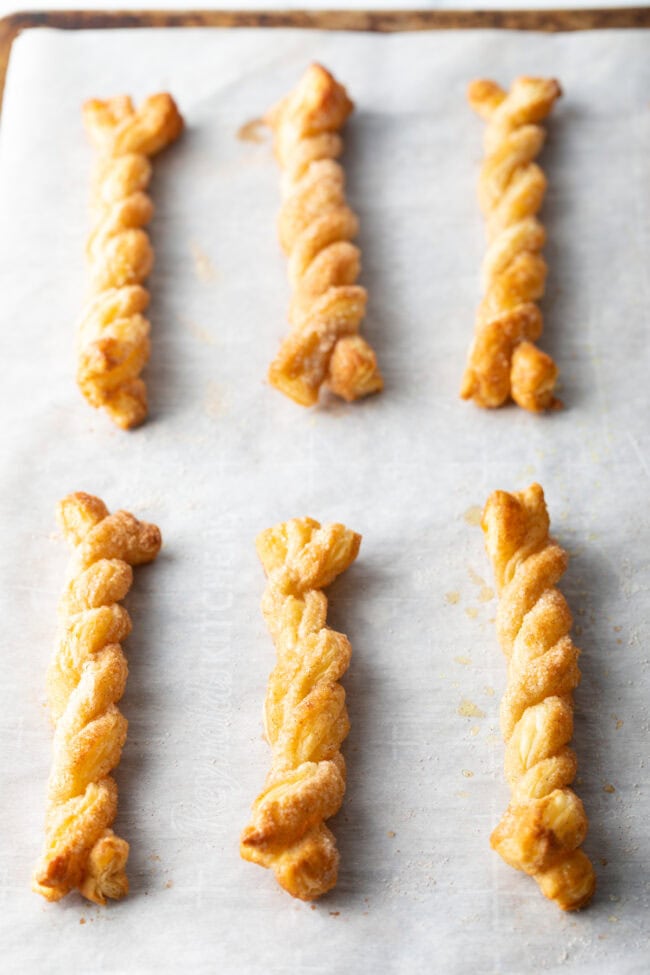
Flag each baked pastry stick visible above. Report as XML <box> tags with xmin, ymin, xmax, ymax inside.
<box><xmin>78</xmin><ymin>94</ymin><xmax>183</xmax><ymax>428</ymax></box>
<box><xmin>265</xmin><ymin>64</ymin><xmax>383</xmax><ymax>406</ymax></box>
<box><xmin>241</xmin><ymin>517</ymin><xmax>361</xmax><ymax>899</ymax></box>
<box><xmin>481</xmin><ymin>483</ymin><xmax>595</xmax><ymax>910</ymax></box>
<box><xmin>461</xmin><ymin>77</ymin><xmax>562</xmax><ymax>412</ymax></box>
<box><xmin>32</xmin><ymin>493</ymin><xmax>161</xmax><ymax>904</ymax></box>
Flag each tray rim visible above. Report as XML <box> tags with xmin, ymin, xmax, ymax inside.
<box><xmin>1</xmin><ymin>6</ymin><xmax>649</xmax><ymax>113</ymax></box>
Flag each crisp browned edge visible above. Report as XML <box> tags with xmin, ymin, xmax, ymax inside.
<box><xmin>1</xmin><ymin>7</ymin><xmax>649</xmax><ymax>113</ymax></box>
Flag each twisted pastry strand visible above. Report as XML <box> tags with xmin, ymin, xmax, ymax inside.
<box><xmin>78</xmin><ymin>94</ymin><xmax>183</xmax><ymax>429</ymax></box>
<box><xmin>33</xmin><ymin>492</ymin><xmax>161</xmax><ymax>904</ymax></box>
<box><xmin>265</xmin><ymin>64</ymin><xmax>383</xmax><ymax>406</ymax></box>
<box><xmin>241</xmin><ymin>517</ymin><xmax>361</xmax><ymax>899</ymax></box>
<box><xmin>482</xmin><ymin>483</ymin><xmax>595</xmax><ymax>910</ymax></box>
<box><xmin>461</xmin><ymin>77</ymin><xmax>562</xmax><ymax>412</ymax></box>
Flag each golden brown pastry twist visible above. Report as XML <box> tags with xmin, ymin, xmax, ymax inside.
<box><xmin>482</xmin><ymin>483</ymin><xmax>595</xmax><ymax>910</ymax></box>
<box><xmin>241</xmin><ymin>517</ymin><xmax>361</xmax><ymax>899</ymax></box>
<box><xmin>33</xmin><ymin>492</ymin><xmax>161</xmax><ymax>904</ymax></box>
<box><xmin>265</xmin><ymin>64</ymin><xmax>383</xmax><ymax>406</ymax></box>
<box><xmin>78</xmin><ymin>94</ymin><xmax>183</xmax><ymax>429</ymax></box>
<box><xmin>461</xmin><ymin>77</ymin><xmax>562</xmax><ymax>412</ymax></box>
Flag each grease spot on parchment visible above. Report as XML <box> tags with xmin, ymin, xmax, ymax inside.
<box><xmin>468</xmin><ymin>566</ymin><xmax>485</xmax><ymax>587</ymax></box>
<box><xmin>190</xmin><ymin>242</ymin><xmax>218</xmax><ymax>283</ymax></box>
<box><xmin>467</xmin><ymin>567</ymin><xmax>495</xmax><ymax>604</ymax></box>
<box><xmin>446</xmin><ymin>590</ymin><xmax>460</xmax><ymax>605</ymax></box>
<box><xmin>204</xmin><ymin>381</ymin><xmax>229</xmax><ymax>418</ymax></box>
<box><xmin>464</xmin><ymin>506</ymin><xmax>482</xmax><ymax>526</ymax></box>
<box><xmin>180</xmin><ymin>315</ymin><xmax>216</xmax><ymax>345</ymax></box>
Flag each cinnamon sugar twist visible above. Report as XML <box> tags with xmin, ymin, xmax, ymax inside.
<box><xmin>32</xmin><ymin>492</ymin><xmax>161</xmax><ymax>904</ymax></box>
<box><xmin>241</xmin><ymin>517</ymin><xmax>361</xmax><ymax>899</ymax></box>
<box><xmin>265</xmin><ymin>64</ymin><xmax>383</xmax><ymax>406</ymax></box>
<box><xmin>461</xmin><ymin>77</ymin><xmax>562</xmax><ymax>412</ymax></box>
<box><xmin>78</xmin><ymin>94</ymin><xmax>183</xmax><ymax>429</ymax></box>
<box><xmin>482</xmin><ymin>483</ymin><xmax>595</xmax><ymax>910</ymax></box>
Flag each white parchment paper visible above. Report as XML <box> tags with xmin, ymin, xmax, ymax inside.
<box><xmin>0</xmin><ymin>25</ymin><xmax>649</xmax><ymax>974</ymax></box>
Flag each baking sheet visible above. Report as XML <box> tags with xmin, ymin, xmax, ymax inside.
<box><xmin>0</xmin><ymin>24</ymin><xmax>649</xmax><ymax>974</ymax></box>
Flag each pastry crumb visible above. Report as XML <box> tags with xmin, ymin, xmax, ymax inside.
<box><xmin>458</xmin><ymin>699</ymin><xmax>485</xmax><ymax>719</ymax></box>
<box><xmin>237</xmin><ymin>118</ymin><xmax>267</xmax><ymax>143</ymax></box>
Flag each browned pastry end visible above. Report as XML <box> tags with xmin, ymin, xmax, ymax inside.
<box><xmin>481</xmin><ymin>483</ymin><xmax>596</xmax><ymax>910</ymax></box>
<box><xmin>265</xmin><ymin>64</ymin><xmax>383</xmax><ymax>406</ymax></box>
<box><xmin>78</xmin><ymin>94</ymin><xmax>183</xmax><ymax>428</ymax></box>
<box><xmin>241</xmin><ymin>517</ymin><xmax>361</xmax><ymax>899</ymax></box>
<box><xmin>32</xmin><ymin>492</ymin><xmax>161</xmax><ymax>904</ymax></box>
<box><xmin>461</xmin><ymin>77</ymin><xmax>562</xmax><ymax>412</ymax></box>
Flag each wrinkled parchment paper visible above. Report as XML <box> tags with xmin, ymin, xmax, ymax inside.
<box><xmin>0</xmin><ymin>25</ymin><xmax>649</xmax><ymax>974</ymax></box>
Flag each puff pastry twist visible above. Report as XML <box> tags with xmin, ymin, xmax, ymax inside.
<box><xmin>241</xmin><ymin>517</ymin><xmax>361</xmax><ymax>899</ymax></box>
<box><xmin>461</xmin><ymin>77</ymin><xmax>562</xmax><ymax>412</ymax></box>
<box><xmin>33</xmin><ymin>492</ymin><xmax>161</xmax><ymax>904</ymax></box>
<box><xmin>265</xmin><ymin>64</ymin><xmax>383</xmax><ymax>406</ymax></box>
<box><xmin>482</xmin><ymin>483</ymin><xmax>595</xmax><ymax>910</ymax></box>
<box><xmin>78</xmin><ymin>94</ymin><xmax>183</xmax><ymax>428</ymax></box>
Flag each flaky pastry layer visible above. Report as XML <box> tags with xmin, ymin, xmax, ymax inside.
<box><xmin>32</xmin><ymin>492</ymin><xmax>161</xmax><ymax>904</ymax></box>
<box><xmin>481</xmin><ymin>483</ymin><xmax>595</xmax><ymax>910</ymax></box>
<box><xmin>241</xmin><ymin>517</ymin><xmax>361</xmax><ymax>899</ymax></box>
<box><xmin>265</xmin><ymin>64</ymin><xmax>383</xmax><ymax>406</ymax></box>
